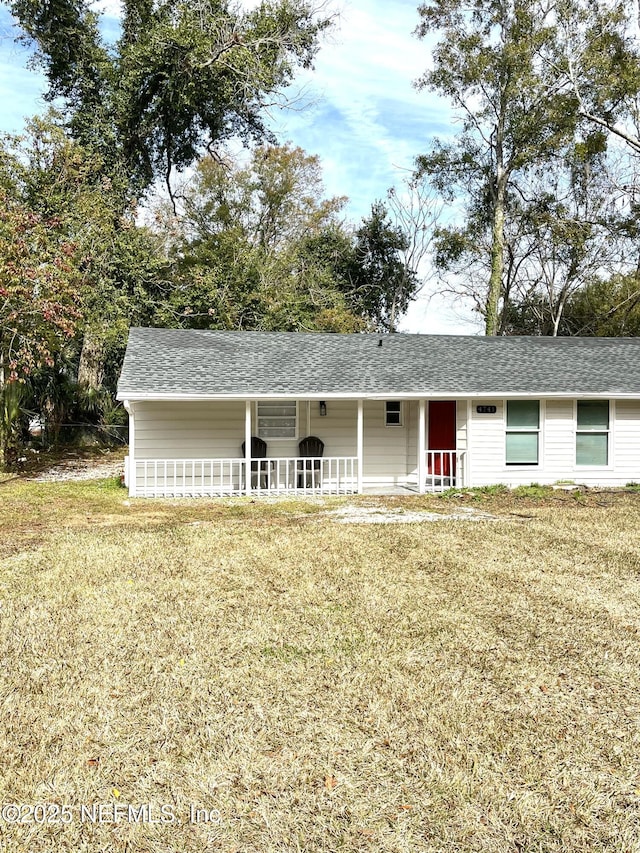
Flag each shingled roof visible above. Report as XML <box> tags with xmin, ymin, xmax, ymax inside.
<box><xmin>116</xmin><ymin>327</ymin><xmax>640</xmax><ymax>399</ymax></box>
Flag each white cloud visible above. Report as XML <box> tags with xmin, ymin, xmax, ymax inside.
<box><xmin>89</xmin><ymin>0</ymin><xmax>123</xmax><ymax>19</ymax></box>
<box><xmin>268</xmin><ymin>0</ymin><xmax>453</xmax><ymax>220</ymax></box>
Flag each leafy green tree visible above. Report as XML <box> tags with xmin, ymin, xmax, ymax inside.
<box><xmin>177</xmin><ymin>144</ymin><xmax>346</xmax><ymax>249</ymax></box>
<box><xmin>555</xmin><ymin>0</ymin><xmax>640</xmax><ymax>157</ymax></box>
<box><xmin>559</xmin><ymin>274</ymin><xmax>640</xmax><ymax>337</ymax></box>
<box><xmin>159</xmin><ymin>145</ymin><xmax>365</xmax><ymax>331</ymax></box>
<box><xmin>7</xmin><ymin>0</ymin><xmax>332</xmax><ymax>403</ymax></box>
<box><xmin>0</xmin><ymin>118</ymin><xmax>168</xmax><ymax>466</ymax></box>
<box><xmin>414</xmin><ymin>0</ymin><xmax>578</xmax><ymax>335</ymax></box>
<box><xmin>345</xmin><ymin>201</ymin><xmax>420</xmax><ymax>332</ymax></box>
<box><xmin>0</xmin><ymin>189</ymin><xmax>81</xmax><ymax>377</ymax></box>
<box><xmin>10</xmin><ymin>0</ymin><xmax>332</xmax><ymax>197</ymax></box>
<box><xmin>0</xmin><ymin>180</ymin><xmax>82</xmax><ymax>465</ymax></box>
<box><xmin>161</xmin><ymin>146</ymin><xmax>425</xmax><ymax>333</ymax></box>
<box><xmin>502</xmin><ymin>273</ymin><xmax>640</xmax><ymax>338</ymax></box>
<box><xmin>2</xmin><ymin>117</ymin><xmax>164</xmax><ymax>391</ymax></box>
<box><xmin>441</xmin><ymin>132</ymin><xmax>637</xmax><ymax>336</ymax></box>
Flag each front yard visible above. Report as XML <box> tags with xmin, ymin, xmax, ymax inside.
<box><xmin>1</xmin><ymin>478</ymin><xmax>639</xmax><ymax>851</ymax></box>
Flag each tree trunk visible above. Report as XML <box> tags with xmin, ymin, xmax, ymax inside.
<box><xmin>0</xmin><ymin>349</ymin><xmax>5</xmax><ymax>469</ymax></box>
<box><xmin>485</xmin><ymin>171</ymin><xmax>507</xmax><ymax>336</ymax></box>
<box><xmin>388</xmin><ymin>287</ymin><xmax>398</xmax><ymax>333</ymax></box>
<box><xmin>78</xmin><ymin>328</ymin><xmax>106</xmax><ymax>391</ymax></box>
<box><xmin>0</xmin><ymin>351</ymin><xmax>24</xmax><ymax>470</ymax></box>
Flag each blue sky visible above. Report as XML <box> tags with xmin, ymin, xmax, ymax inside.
<box><xmin>0</xmin><ymin>0</ymin><xmax>482</xmax><ymax>334</ymax></box>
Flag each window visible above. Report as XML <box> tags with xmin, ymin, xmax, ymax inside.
<box><xmin>257</xmin><ymin>401</ymin><xmax>297</xmax><ymax>439</ymax></box>
<box><xmin>385</xmin><ymin>401</ymin><xmax>402</xmax><ymax>427</ymax></box>
<box><xmin>505</xmin><ymin>400</ymin><xmax>539</xmax><ymax>465</ymax></box>
<box><xmin>576</xmin><ymin>401</ymin><xmax>609</xmax><ymax>466</ymax></box>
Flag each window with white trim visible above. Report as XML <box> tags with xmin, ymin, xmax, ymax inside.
<box><xmin>257</xmin><ymin>401</ymin><xmax>297</xmax><ymax>439</ymax></box>
<box><xmin>576</xmin><ymin>400</ymin><xmax>609</xmax><ymax>466</ymax></box>
<box><xmin>385</xmin><ymin>401</ymin><xmax>402</xmax><ymax>427</ymax></box>
<box><xmin>505</xmin><ymin>400</ymin><xmax>539</xmax><ymax>465</ymax></box>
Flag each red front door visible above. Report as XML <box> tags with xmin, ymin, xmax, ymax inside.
<box><xmin>428</xmin><ymin>401</ymin><xmax>456</xmax><ymax>477</ymax></box>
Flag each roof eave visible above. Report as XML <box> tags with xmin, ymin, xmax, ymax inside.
<box><xmin>117</xmin><ymin>390</ymin><xmax>640</xmax><ymax>402</ymax></box>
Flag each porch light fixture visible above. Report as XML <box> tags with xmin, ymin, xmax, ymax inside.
<box><xmin>319</xmin><ymin>401</ymin><xmax>327</xmax><ymax>417</ymax></box>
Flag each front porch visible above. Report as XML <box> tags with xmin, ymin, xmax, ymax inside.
<box><xmin>123</xmin><ymin>397</ymin><xmax>468</xmax><ymax>498</ymax></box>
<box><xmin>125</xmin><ymin>450</ymin><xmax>466</xmax><ymax>498</ymax></box>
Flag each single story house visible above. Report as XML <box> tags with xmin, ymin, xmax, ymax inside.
<box><xmin>116</xmin><ymin>327</ymin><xmax>640</xmax><ymax>497</ymax></box>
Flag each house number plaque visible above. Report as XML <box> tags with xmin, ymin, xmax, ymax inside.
<box><xmin>476</xmin><ymin>405</ymin><xmax>497</xmax><ymax>414</ymax></box>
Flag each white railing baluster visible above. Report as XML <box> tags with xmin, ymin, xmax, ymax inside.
<box><xmin>424</xmin><ymin>450</ymin><xmax>460</xmax><ymax>493</ymax></box>
<box><xmin>134</xmin><ymin>457</ymin><xmax>358</xmax><ymax>498</ymax></box>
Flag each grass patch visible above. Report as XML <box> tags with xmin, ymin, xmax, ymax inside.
<box><xmin>1</xmin><ymin>480</ymin><xmax>640</xmax><ymax>850</ymax></box>
<box><xmin>440</xmin><ymin>483</ymin><xmax>510</xmax><ymax>501</ymax></box>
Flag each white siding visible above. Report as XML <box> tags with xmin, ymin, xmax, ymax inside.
<box><xmin>611</xmin><ymin>400</ymin><xmax>640</xmax><ymax>484</ymax></box>
<box><xmin>132</xmin><ymin>398</ymin><xmax>471</xmax><ymax>490</ymax></box>
<box><xmin>134</xmin><ymin>401</ymin><xmax>245</xmax><ymax>460</ymax></box>
<box><xmin>406</xmin><ymin>401</ymin><xmax>418</xmax><ymax>484</ymax></box>
<box><xmin>468</xmin><ymin>398</ymin><xmax>640</xmax><ymax>487</ymax></box>
<box><xmin>306</xmin><ymin>398</ymin><xmax>425</xmax><ymax>488</ymax></box>
<box><xmin>543</xmin><ymin>399</ymin><xmax>574</xmax><ymax>478</ymax></box>
<box><xmin>307</xmin><ymin>399</ymin><xmax>358</xmax><ymax>458</ymax></box>
<box><xmin>468</xmin><ymin>400</ymin><xmax>505</xmax><ymax>486</ymax></box>
<box><xmin>133</xmin><ymin>400</ymin><xmax>362</xmax><ymax>463</ymax></box>
<box><xmin>361</xmin><ymin>400</ymin><xmax>409</xmax><ymax>487</ymax></box>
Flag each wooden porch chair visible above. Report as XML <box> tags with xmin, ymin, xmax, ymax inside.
<box><xmin>297</xmin><ymin>436</ymin><xmax>324</xmax><ymax>488</ymax></box>
<box><xmin>241</xmin><ymin>436</ymin><xmax>273</xmax><ymax>489</ymax></box>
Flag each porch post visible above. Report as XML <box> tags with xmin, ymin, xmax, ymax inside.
<box><xmin>418</xmin><ymin>399</ymin><xmax>426</xmax><ymax>494</ymax></box>
<box><xmin>124</xmin><ymin>400</ymin><xmax>136</xmax><ymax>498</ymax></box>
<box><xmin>245</xmin><ymin>400</ymin><xmax>252</xmax><ymax>496</ymax></box>
<box><xmin>357</xmin><ymin>398</ymin><xmax>363</xmax><ymax>494</ymax></box>
<box><xmin>465</xmin><ymin>399</ymin><xmax>472</xmax><ymax>488</ymax></box>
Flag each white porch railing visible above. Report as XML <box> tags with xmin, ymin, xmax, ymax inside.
<box><xmin>424</xmin><ymin>450</ymin><xmax>466</xmax><ymax>492</ymax></box>
<box><xmin>251</xmin><ymin>456</ymin><xmax>358</xmax><ymax>495</ymax></box>
<box><xmin>136</xmin><ymin>458</ymin><xmax>245</xmax><ymax>498</ymax></box>
<box><xmin>134</xmin><ymin>457</ymin><xmax>358</xmax><ymax>498</ymax></box>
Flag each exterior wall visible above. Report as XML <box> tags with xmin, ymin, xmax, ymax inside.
<box><xmin>133</xmin><ymin>399</ymin><xmax>364</xmax><ymax>463</ymax></box>
<box><xmin>130</xmin><ymin>395</ymin><xmax>640</xmax><ymax>492</ymax></box>
<box><xmin>309</xmin><ymin>398</ymin><xmax>417</xmax><ymax>487</ymax></box>
<box><xmin>468</xmin><ymin>398</ymin><xmax>640</xmax><ymax>487</ymax></box>
<box><xmin>362</xmin><ymin>400</ymin><xmax>409</xmax><ymax>487</ymax></box>
<box><xmin>132</xmin><ymin>399</ymin><xmax>429</xmax><ymax>489</ymax></box>
<box><xmin>306</xmin><ymin>399</ymin><xmax>357</xmax><ymax>458</ymax></box>
<box><xmin>406</xmin><ymin>401</ymin><xmax>418</xmax><ymax>484</ymax></box>
<box><xmin>134</xmin><ymin>400</ymin><xmax>246</xmax><ymax>459</ymax></box>
<box><xmin>613</xmin><ymin>400</ymin><xmax>640</xmax><ymax>484</ymax></box>
<box><xmin>467</xmin><ymin>400</ymin><xmax>504</xmax><ymax>487</ymax></box>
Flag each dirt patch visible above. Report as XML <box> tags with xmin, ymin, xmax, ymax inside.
<box><xmin>323</xmin><ymin>504</ymin><xmax>499</xmax><ymax>523</ymax></box>
<box><xmin>26</xmin><ymin>451</ymin><xmax>125</xmax><ymax>482</ymax></box>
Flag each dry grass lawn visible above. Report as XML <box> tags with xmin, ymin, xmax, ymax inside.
<box><xmin>1</xmin><ymin>477</ymin><xmax>640</xmax><ymax>852</ymax></box>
